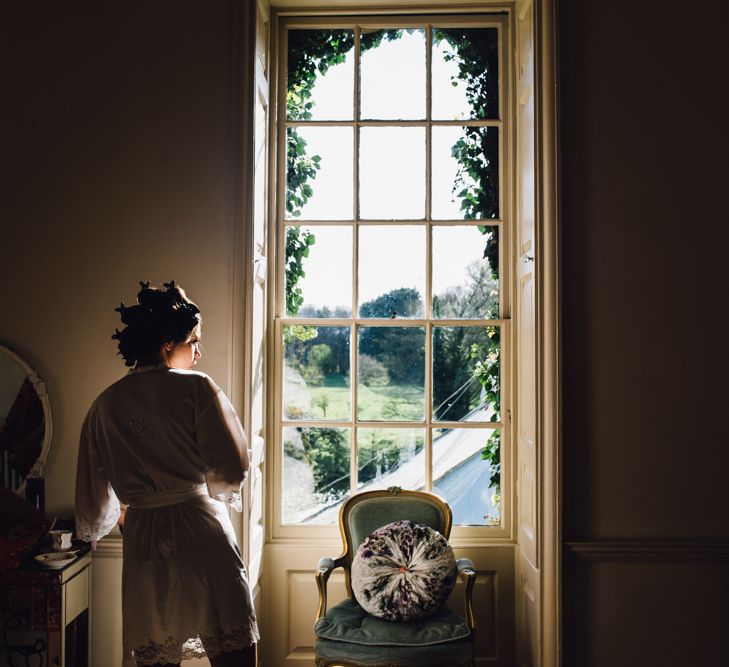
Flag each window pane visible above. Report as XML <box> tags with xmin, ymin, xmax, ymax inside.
<box><xmin>283</xmin><ymin>326</ymin><xmax>350</xmax><ymax>421</ymax></box>
<box><xmin>286</xmin><ymin>226</ymin><xmax>352</xmax><ymax>318</ymax></box>
<box><xmin>287</xmin><ymin>29</ymin><xmax>354</xmax><ymax>121</ymax></box>
<box><xmin>431</xmin><ymin>28</ymin><xmax>499</xmax><ymax>121</ymax></box>
<box><xmin>432</xmin><ymin>226</ymin><xmax>499</xmax><ymax>319</ymax></box>
<box><xmin>286</xmin><ymin>126</ymin><xmax>353</xmax><ymax>220</ymax></box>
<box><xmin>359</xmin><ymin>127</ymin><xmax>425</xmax><ymax>219</ymax></box>
<box><xmin>433</xmin><ymin>427</ymin><xmax>500</xmax><ymax>526</ymax></box>
<box><xmin>357</xmin><ymin>429</ymin><xmax>425</xmax><ymax>489</ymax></box>
<box><xmin>358</xmin><ymin>226</ymin><xmax>425</xmax><ymax>318</ymax></box>
<box><xmin>283</xmin><ymin>427</ymin><xmax>350</xmax><ymax>525</ymax></box>
<box><xmin>431</xmin><ymin>126</ymin><xmax>499</xmax><ymax>220</ymax></box>
<box><xmin>433</xmin><ymin>326</ymin><xmax>500</xmax><ymax>422</ymax></box>
<box><xmin>360</xmin><ymin>29</ymin><xmax>425</xmax><ymax>120</ymax></box>
<box><xmin>357</xmin><ymin>326</ymin><xmax>425</xmax><ymax>421</ymax></box>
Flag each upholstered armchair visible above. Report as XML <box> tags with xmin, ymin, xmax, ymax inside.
<box><xmin>314</xmin><ymin>488</ymin><xmax>477</xmax><ymax>667</ymax></box>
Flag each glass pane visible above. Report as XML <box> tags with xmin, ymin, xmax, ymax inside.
<box><xmin>359</xmin><ymin>127</ymin><xmax>425</xmax><ymax>219</ymax></box>
<box><xmin>357</xmin><ymin>429</ymin><xmax>425</xmax><ymax>490</ymax></box>
<box><xmin>358</xmin><ymin>226</ymin><xmax>425</xmax><ymax>318</ymax></box>
<box><xmin>287</xmin><ymin>29</ymin><xmax>354</xmax><ymax>121</ymax></box>
<box><xmin>431</xmin><ymin>126</ymin><xmax>499</xmax><ymax>220</ymax></box>
<box><xmin>360</xmin><ymin>29</ymin><xmax>425</xmax><ymax>120</ymax></box>
<box><xmin>282</xmin><ymin>427</ymin><xmax>350</xmax><ymax>525</ymax></box>
<box><xmin>283</xmin><ymin>326</ymin><xmax>350</xmax><ymax>421</ymax></box>
<box><xmin>286</xmin><ymin>226</ymin><xmax>352</xmax><ymax>317</ymax></box>
<box><xmin>433</xmin><ymin>326</ymin><xmax>500</xmax><ymax>422</ymax></box>
<box><xmin>432</xmin><ymin>226</ymin><xmax>499</xmax><ymax>319</ymax></box>
<box><xmin>286</xmin><ymin>126</ymin><xmax>353</xmax><ymax>220</ymax></box>
<box><xmin>357</xmin><ymin>326</ymin><xmax>425</xmax><ymax>421</ymax></box>
<box><xmin>431</xmin><ymin>28</ymin><xmax>499</xmax><ymax>121</ymax></box>
<box><xmin>433</xmin><ymin>427</ymin><xmax>500</xmax><ymax>525</ymax></box>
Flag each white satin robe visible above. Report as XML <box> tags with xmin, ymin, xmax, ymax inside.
<box><xmin>75</xmin><ymin>364</ymin><xmax>259</xmax><ymax>666</ymax></box>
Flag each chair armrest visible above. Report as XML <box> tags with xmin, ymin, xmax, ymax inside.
<box><xmin>456</xmin><ymin>558</ymin><xmax>477</xmax><ymax>632</ymax></box>
<box><xmin>315</xmin><ymin>556</ymin><xmax>344</xmax><ymax>620</ymax></box>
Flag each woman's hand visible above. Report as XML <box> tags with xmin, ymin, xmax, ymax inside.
<box><xmin>117</xmin><ymin>506</ymin><xmax>127</xmax><ymax>535</ymax></box>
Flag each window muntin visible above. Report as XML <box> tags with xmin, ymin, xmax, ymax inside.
<box><xmin>277</xmin><ymin>18</ymin><xmax>507</xmax><ymax>533</ymax></box>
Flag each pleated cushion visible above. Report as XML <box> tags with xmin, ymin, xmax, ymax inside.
<box><xmin>351</xmin><ymin>520</ymin><xmax>456</xmax><ymax>622</ymax></box>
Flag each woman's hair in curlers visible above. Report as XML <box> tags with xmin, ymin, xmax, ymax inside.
<box><xmin>111</xmin><ymin>280</ymin><xmax>201</xmax><ymax>367</ymax></box>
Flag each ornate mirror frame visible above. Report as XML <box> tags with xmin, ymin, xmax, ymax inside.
<box><xmin>0</xmin><ymin>343</ymin><xmax>52</xmax><ymax>484</ymax></box>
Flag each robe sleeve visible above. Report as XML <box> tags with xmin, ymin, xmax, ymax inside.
<box><xmin>195</xmin><ymin>377</ymin><xmax>250</xmax><ymax>512</ymax></box>
<box><xmin>74</xmin><ymin>411</ymin><xmax>120</xmax><ymax>542</ymax></box>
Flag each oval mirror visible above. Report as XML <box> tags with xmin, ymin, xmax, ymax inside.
<box><xmin>0</xmin><ymin>344</ymin><xmax>52</xmax><ymax>492</ymax></box>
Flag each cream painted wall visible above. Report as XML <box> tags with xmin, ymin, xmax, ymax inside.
<box><xmin>2</xmin><ymin>5</ymin><xmax>245</xmax><ymax>663</ymax></box>
<box><xmin>1</xmin><ymin>1</ymin><xmax>242</xmax><ymax>517</ymax></box>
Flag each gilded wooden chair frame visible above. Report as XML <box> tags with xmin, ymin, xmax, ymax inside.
<box><xmin>315</xmin><ymin>487</ymin><xmax>476</xmax><ymax>632</ymax></box>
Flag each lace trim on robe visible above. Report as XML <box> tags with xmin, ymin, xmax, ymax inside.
<box><xmin>126</xmin><ymin>617</ymin><xmax>260</xmax><ymax>667</ymax></box>
<box><xmin>75</xmin><ymin>502</ymin><xmax>120</xmax><ymax>542</ymax></box>
<box><xmin>213</xmin><ymin>475</ymin><xmax>246</xmax><ymax>513</ymax></box>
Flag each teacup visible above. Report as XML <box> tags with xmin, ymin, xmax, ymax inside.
<box><xmin>48</xmin><ymin>529</ymin><xmax>73</xmax><ymax>551</ymax></box>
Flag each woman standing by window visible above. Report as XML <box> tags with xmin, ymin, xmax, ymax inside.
<box><xmin>75</xmin><ymin>281</ymin><xmax>259</xmax><ymax>667</ymax></box>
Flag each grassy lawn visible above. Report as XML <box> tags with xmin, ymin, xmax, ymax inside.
<box><xmin>356</xmin><ymin>383</ymin><xmax>424</xmax><ymax>421</ymax></box>
<box><xmin>291</xmin><ymin>374</ymin><xmax>425</xmax><ymax>421</ymax></box>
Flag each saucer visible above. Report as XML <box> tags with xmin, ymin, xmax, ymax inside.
<box><xmin>34</xmin><ymin>550</ymin><xmax>80</xmax><ymax>569</ymax></box>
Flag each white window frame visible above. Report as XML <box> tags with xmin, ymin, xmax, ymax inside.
<box><xmin>268</xmin><ymin>11</ymin><xmax>515</xmax><ymax>543</ymax></box>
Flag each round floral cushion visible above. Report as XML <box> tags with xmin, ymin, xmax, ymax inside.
<box><xmin>351</xmin><ymin>520</ymin><xmax>456</xmax><ymax>622</ymax></box>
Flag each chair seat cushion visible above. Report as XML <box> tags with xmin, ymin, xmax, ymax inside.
<box><xmin>315</xmin><ymin>598</ymin><xmax>471</xmax><ymax>646</ymax></box>
<box><xmin>351</xmin><ymin>520</ymin><xmax>456</xmax><ymax>621</ymax></box>
<box><xmin>315</xmin><ymin>635</ymin><xmax>474</xmax><ymax>666</ymax></box>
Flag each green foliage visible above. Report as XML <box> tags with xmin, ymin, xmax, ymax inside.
<box><xmin>313</xmin><ymin>393</ymin><xmax>330</xmax><ymax>418</ymax></box>
<box><xmin>433</xmin><ymin>28</ymin><xmax>499</xmax><ymax>120</ymax></box>
<box><xmin>299</xmin><ymin>343</ymin><xmax>335</xmax><ymax>387</ymax></box>
<box><xmin>300</xmin><ymin>363</ymin><xmax>324</xmax><ymax>387</ymax></box>
<box><xmin>471</xmin><ymin>330</ymin><xmax>501</xmax><ymax>498</ymax></box>
<box><xmin>433</xmin><ymin>28</ymin><xmax>501</xmax><ymax>498</ymax></box>
<box><xmin>285</xmin><ymin>228</ymin><xmax>317</xmax><ymax>341</ymax></box>
<box><xmin>359</xmin><ymin>329</ymin><xmax>424</xmax><ymax>386</ymax></box>
<box><xmin>308</xmin><ymin>326</ymin><xmax>350</xmax><ymax>377</ymax></box>
<box><xmin>471</xmin><ymin>330</ymin><xmax>500</xmax><ymax>416</ymax></box>
<box><xmin>287</xmin><ymin>30</ymin><xmax>355</xmax><ymax>121</ymax></box>
<box><xmin>285</xmin><ymin>27</ymin><xmax>504</xmax><ymax>508</ymax></box>
<box><xmin>450</xmin><ymin>127</ymin><xmax>499</xmax><ymax>221</ymax></box>
<box><xmin>357</xmin><ymin>384</ymin><xmax>424</xmax><ymax>422</ymax></box>
<box><xmin>359</xmin><ymin>287</ymin><xmax>423</xmax><ymax>319</ymax></box>
<box><xmin>285</xmin><ymin>324</ymin><xmax>318</xmax><ymax>346</ymax></box>
<box><xmin>480</xmin><ymin>429</ymin><xmax>501</xmax><ymax>507</ymax></box>
<box><xmin>308</xmin><ymin>343</ymin><xmax>334</xmax><ymax>373</ymax></box>
<box><xmin>286</xmin><ymin>130</ymin><xmax>321</xmax><ymax>218</ymax></box>
<box><xmin>432</xmin><ymin>263</ymin><xmax>500</xmax><ymax>421</ymax></box>
<box><xmin>300</xmin><ymin>428</ymin><xmax>349</xmax><ymax>498</ymax></box>
<box><xmin>358</xmin><ymin>435</ymin><xmax>400</xmax><ymax>485</ymax></box>
<box><xmin>285</xmin><ymin>29</ymin><xmax>404</xmax><ymax>317</ymax></box>
<box><xmin>358</xmin><ymin>354</ymin><xmax>390</xmax><ymax>387</ymax></box>
<box><xmin>432</xmin><ymin>260</ymin><xmax>498</xmax><ymax>320</ymax></box>
<box><xmin>285</xmin><ymin>327</ymin><xmax>351</xmax><ymax>393</ymax></box>
<box><xmin>432</xmin><ymin>327</ymin><xmax>482</xmax><ymax>420</ymax></box>
<box><xmin>359</xmin><ymin>29</ymin><xmax>407</xmax><ymax>53</ymax></box>
<box><xmin>478</xmin><ymin>226</ymin><xmax>499</xmax><ymax>282</ymax></box>
<box><xmin>434</xmin><ymin>28</ymin><xmax>500</xmax><ymax>276</ymax></box>
<box><xmin>359</xmin><ymin>288</ymin><xmax>424</xmax><ymax>386</ymax></box>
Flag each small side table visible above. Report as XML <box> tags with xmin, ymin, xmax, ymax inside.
<box><xmin>1</xmin><ymin>547</ymin><xmax>91</xmax><ymax>667</ymax></box>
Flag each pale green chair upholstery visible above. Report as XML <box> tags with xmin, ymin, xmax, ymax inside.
<box><xmin>314</xmin><ymin>488</ymin><xmax>477</xmax><ymax>667</ymax></box>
